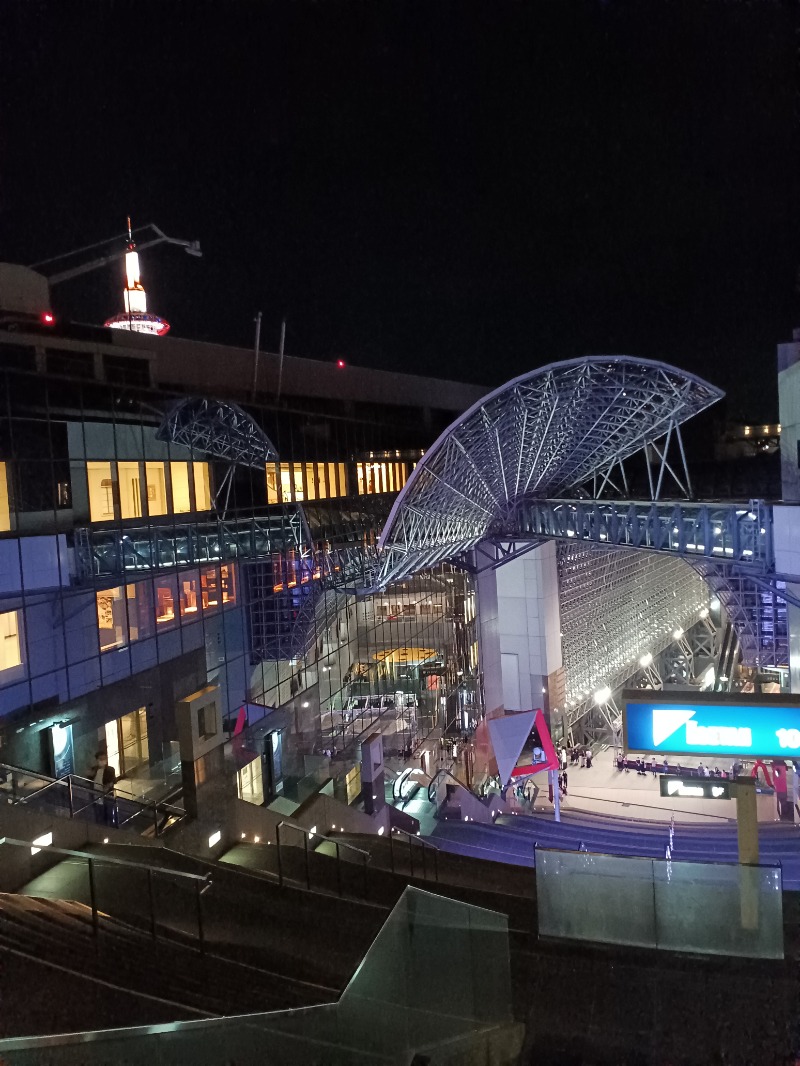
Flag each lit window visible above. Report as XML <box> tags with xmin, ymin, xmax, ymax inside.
<box><xmin>0</xmin><ymin>462</ymin><xmax>10</xmax><ymax>531</ymax></box>
<box><xmin>179</xmin><ymin>570</ymin><xmax>201</xmax><ymax>618</ymax></box>
<box><xmin>201</xmin><ymin>566</ymin><xmax>220</xmax><ymax>612</ymax></box>
<box><xmin>356</xmin><ymin>462</ymin><xmax>366</xmax><ymax>495</ymax></box>
<box><xmin>97</xmin><ymin>587</ymin><xmax>128</xmax><ymax>651</ymax></box>
<box><xmin>315</xmin><ymin>463</ymin><xmax>328</xmax><ymax>499</ymax></box>
<box><xmin>154</xmin><ymin>575</ymin><xmax>179</xmax><ymax>628</ymax></box>
<box><xmin>170</xmin><ymin>462</ymin><xmax>191</xmax><ymax>514</ymax></box>
<box><xmin>87</xmin><ymin>462</ymin><xmax>115</xmax><ymax>522</ymax></box>
<box><xmin>221</xmin><ymin>564</ymin><xmax>236</xmax><ymax>605</ymax></box>
<box><xmin>193</xmin><ymin>462</ymin><xmax>212</xmax><ymax>511</ymax></box>
<box><xmin>304</xmin><ymin>463</ymin><xmax>316</xmax><ymax>501</ymax></box>
<box><xmin>0</xmin><ymin>610</ymin><xmax>22</xmax><ymax>673</ymax></box>
<box><xmin>327</xmin><ymin>463</ymin><xmax>339</xmax><ymax>497</ymax></box>
<box><xmin>266</xmin><ymin>464</ymin><xmax>279</xmax><ymax>505</ymax></box>
<box><xmin>118</xmin><ymin>462</ymin><xmax>143</xmax><ymax>519</ymax></box>
<box><xmin>145</xmin><ymin>462</ymin><xmax>168</xmax><ymax>517</ymax></box>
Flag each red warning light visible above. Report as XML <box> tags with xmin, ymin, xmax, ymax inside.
<box><xmin>336</xmin><ymin>359</ymin><xmax>346</xmax><ymax>369</ymax></box>
<box><xmin>41</xmin><ymin>312</ymin><xmax>55</xmax><ymax>326</ymax></box>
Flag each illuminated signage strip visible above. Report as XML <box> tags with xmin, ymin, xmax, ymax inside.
<box><xmin>658</xmin><ymin>776</ymin><xmax>730</xmax><ymax>800</ymax></box>
<box><xmin>624</xmin><ymin>692</ymin><xmax>800</xmax><ymax>758</ymax></box>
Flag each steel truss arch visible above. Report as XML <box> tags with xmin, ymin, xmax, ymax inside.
<box><xmin>156</xmin><ymin>396</ymin><xmax>279</xmax><ymax>468</ymax></box>
<box><xmin>375</xmin><ymin>356</ymin><xmax>723</xmax><ymax>589</ymax></box>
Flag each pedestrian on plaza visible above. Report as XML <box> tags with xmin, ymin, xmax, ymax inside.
<box><xmin>585</xmin><ymin>749</ymin><xmax>592</xmax><ymax>769</ymax></box>
<box><xmin>562</xmin><ymin>769</ymin><xmax>568</xmax><ymax>795</ymax></box>
<box><xmin>559</xmin><ymin>747</ymin><xmax>567</xmax><ymax>771</ymax></box>
<box><xmin>637</xmin><ymin>758</ymin><xmax>646</xmax><ymax>776</ymax></box>
<box><xmin>651</xmin><ymin>759</ymin><xmax>657</xmax><ymax>778</ymax></box>
<box><xmin>663</xmin><ymin>758</ymin><xmax>669</xmax><ymax>776</ymax></box>
<box><xmin>702</xmin><ymin>764</ymin><xmax>710</xmax><ymax>778</ymax></box>
<box><xmin>579</xmin><ymin>749</ymin><xmax>586</xmax><ymax>768</ymax></box>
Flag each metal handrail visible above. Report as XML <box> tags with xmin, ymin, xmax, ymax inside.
<box><xmin>388</xmin><ymin>825</ymin><xmax>439</xmax><ymax>882</ymax></box>
<box><xmin>427</xmin><ymin>766</ymin><xmax>470</xmax><ymax>804</ymax></box>
<box><xmin>273</xmin><ymin>820</ymin><xmax>370</xmax><ymax>898</ymax></box>
<box><xmin>0</xmin><ymin>836</ymin><xmax>211</xmax><ymax>953</ymax></box>
<box><xmin>1</xmin><ymin>762</ymin><xmax>185</xmax><ymax>836</ymax></box>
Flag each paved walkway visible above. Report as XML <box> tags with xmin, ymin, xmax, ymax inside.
<box><xmin>504</xmin><ymin>749</ymin><xmax>787</xmax><ymax>825</ymax></box>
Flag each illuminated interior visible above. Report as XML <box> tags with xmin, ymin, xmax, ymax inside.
<box><xmin>0</xmin><ymin>462</ymin><xmax>10</xmax><ymax>532</ymax></box>
<box><xmin>118</xmin><ymin>461</ymin><xmax>142</xmax><ymax>519</ymax></box>
<box><xmin>97</xmin><ymin>587</ymin><xmax>128</xmax><ymax>651</ymax></box>
<box><xmin>194</xmin><ymin>461</ymin><xmax>212</xmax><ymax>510</ymax></box>
<box><xmin>356</xmin><ymin>461</ymin><xmax>408</xmax><ymax>496</ymax></box>
<box><xmin>87</xmin><ymin>462</ymin><xmax>115</xmax><ymax>522</ymax></box>
<box><xmin>155</xmin><ymin>575</ymin><xmax>178</xmax><ymax>627</ymax></box>
<box><xmin>145</xmin><ymin>462</ymin><xmax>168</xmax><ymax>517</ymax></box>
<box><xmin>221</xmin><ymin>564</ymin><xmax>236</xmax><ymax>604</ymax></box>
<box><xmin>0</xmin><ymin>610</ymin><xmax>22</xmax><ymax>673</ymax></box>
<box><xmin>179</xmin><ymin>570</ymin><xmax>200</xmax><ymax>617</ymax></box>
<box><xmin>86</xmin><ymin>461</ymin><xmax>212</xmax><ymax>522</ymax></box>
<box><xmin>170</xmin><ymin>461</ymin><xmax>191</xmax><ymax>513</ymax></box>
<box><xmin>266</xmin><ymin>462</ymin><xmax>347</xmax><ymax>503</ymax></box>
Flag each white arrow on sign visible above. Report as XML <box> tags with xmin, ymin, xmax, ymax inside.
<box><xmin>711</xmin><ymin>786</ymin><xmax>725</xmax><ymax>798</ymax></box>
<box><xmin>652</xmin><ymin>709</ymin><xmax>695</xmax><ymax>747</ymax></box>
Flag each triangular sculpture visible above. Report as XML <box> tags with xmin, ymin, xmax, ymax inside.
<box><xmin>488</xmin><ymin>710</ymin><xmax>536</xmax><ymax>787</ymax></box>
<box><xmin>510</xmin><ymin>708</ymin><xmax>559</xmax><ymax>779</ymax></box>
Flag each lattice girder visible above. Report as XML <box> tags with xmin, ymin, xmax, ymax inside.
<box><xmin>375</xmin><ymin>357</ymin><xmax>722</xmax><ymax>589</ymax></box>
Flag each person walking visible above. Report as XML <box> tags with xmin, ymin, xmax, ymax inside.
<box><xmin>559</xmin><ymin>747</ymin><xmax>568</xmax><ymax>771</ymax></box>
<box><xmin>585</xmin><ymin>749</ymin><xmax>593</xmax><ymax>770</ymax></box>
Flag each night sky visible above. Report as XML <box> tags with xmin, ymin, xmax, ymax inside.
<box><xmin>2</xmin><ymin>0</ymin><xmax>797</xmax><ymax>419</ymax></box>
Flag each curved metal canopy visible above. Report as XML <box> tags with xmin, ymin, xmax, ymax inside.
<box><xmin>375</xmin><ymin>356</ymin><xmax>723</xmax><ymax>587</ymax></box>
<box><xmin>156</xmin><ymin>397</ymin><xmax>278</xmax><ymax>468</ymax></box>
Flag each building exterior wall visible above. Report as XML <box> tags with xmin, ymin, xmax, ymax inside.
<box><xmin>476</xmin><ymin>543</ymin><xmax>563</xmax><ymax>718</ymax></box>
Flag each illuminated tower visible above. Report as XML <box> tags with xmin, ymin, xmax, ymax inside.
<box><xmin>104</xmin><ymin>218</ymin><xmax>170</xmax><ymax>336</ymax></box>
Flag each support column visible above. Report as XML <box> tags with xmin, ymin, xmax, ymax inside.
<box><xmin>476</xmin><ymin>541</ymin><xmax>563</xmax><ymax>717</ymax></box>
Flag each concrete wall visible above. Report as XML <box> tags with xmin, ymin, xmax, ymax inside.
<box><xmin>0</xmin><ymin>800</ymin><xmax>156</xmax><ymax>893</ymax></box>
<box><xmin>476</xmin><ymin>542</ymin><xmax>563</xmax><ymax>716</ymax></box>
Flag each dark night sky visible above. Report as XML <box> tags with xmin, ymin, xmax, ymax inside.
<box><xmin>2</xmin><ymin>0</ymin><xmax>797</xmax><ymax>419</ymax></box>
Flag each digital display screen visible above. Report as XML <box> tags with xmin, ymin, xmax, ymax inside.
<box><xmin>624</xmin><ymin>693</ymin><xmax>800</xmax><ymax>758</ymax></box>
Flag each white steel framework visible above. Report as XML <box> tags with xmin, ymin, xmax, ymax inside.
<box><xmin>375</xmin><ymin>356</ymin><xmax>723</xmax><ymax>588</ymax></box>
<box><xmin>558</xmin><ymin>542</ymin><xmax>711</xmax><ymax>729</ymax></box>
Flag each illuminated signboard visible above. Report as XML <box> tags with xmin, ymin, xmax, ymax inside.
<box><xmin>623</xmin><ymin>690</ymin><xmax>800</xmax><ymax>758</ymax></box>
<box><xmin>658</xmin><ymin>776</ymin><xmax>730</xmax><ymax>800</ymax></box>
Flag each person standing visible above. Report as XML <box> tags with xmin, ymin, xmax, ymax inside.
<box><xmin>559</xmin><ymin>747</ymin><xmax>568</xmax><ymax>771</ymax></box>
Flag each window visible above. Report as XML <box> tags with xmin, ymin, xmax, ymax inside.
<box><xmin>145</xmin><ymin>462</ymin><xmax>168</xmax><ymax>517</ymax></box>
<box><xmin>193</xmin><ymin>462</ymin><xmax>212</xmax><ymax>511</ymax></box>
<box><xmin>266</xmin><ymin>464</ymin><xmax>280</xmax><ymax>505</ymax></box>
<box><xmin>87</xmin><ymin>461</ymin><xmax>115</xmax><ymax>522</ymax></box>
<box><xmin>127</xmin><ymin>580</ymin><xmax>155</xmax><ymax>641</ymax></box>
<box><xmin>104</xmin><ymin>707</ymin><xmax>149</xmax><ymax>777</ymax></box>
<box><xmin>97</xmin><ymin>587</ymin><xmax>128</xmax><ymax>651</ymax></box>
<box><xmin>0</xmin><ymin>610</ymin><xmax>22</xmax><ymax>673</ymax></box>
<box><xmin>198</xmin><ymin>703</ymin><xmax>217</xmax><ymax>740</ymax></box>
<box><xmin>118</xmin><ymin>461</ymin><xmax>142</xmax><ymax>519</ymax></box>
<box><xmin>0</xmin><ymin>462</ymin><xmax>10</xmax><ymax>531</ymax></box>
<box><xmin>220</xmin><ymin>563</ymin><xmax>236</xmax><ymax>605</ymax></box>
<box><xmin>170</xmin><ymin>462</ymin><xmax>191</xmax><ymax>514</ymax></box>
<box><xmin>179</xmin><ymin>570</ymin><xmax>201</xmax><ymax>618</ymax></box>
<box><xmin>201</xmin><ymin>566</ymin><xmax>220</xmax><ymax>613</ymax></box>
<box><xmin>154</xmin><ymin>574</ymin><xmax>179</xmax><ymax>629</ymax></box>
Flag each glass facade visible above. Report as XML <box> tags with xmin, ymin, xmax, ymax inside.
<box><xmin>0</xmin><ymin>329</ymin><xmax>466</xmax><ymax>793</ymax></box>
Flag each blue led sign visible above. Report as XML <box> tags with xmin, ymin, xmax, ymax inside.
<box><xmin>624</xmin><ymin>695</ymin><xmax>800</xmax><ymax>758</ymax></box>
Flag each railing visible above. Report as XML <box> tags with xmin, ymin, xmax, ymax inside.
<box><xmin>388</xmin><ymin>826</ymin><xmax>439</xmax><ymax>883</ymax></box>
<box><xmin>427</xmin><ymin>767</ymin><xmax>466</xmax><ymax>807</ymax></box>
<box><xmin>0</xmin><ymin>762</ymin><xmax>185</xmax><ymax>838</ymax></box>
<box><xmin>517</xmin><ymin>498</ymin><xmax>774</xmax><ymax>568</ymax></box>
<box><xmin>274</xmin><ymin>820</ymin><xmax>371</xmax><ymax>899</ymax></box>
<box><xmin>0</xmin><ymin>836</ymin><xmax>211</xmax><ymax>954</ymax></box>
